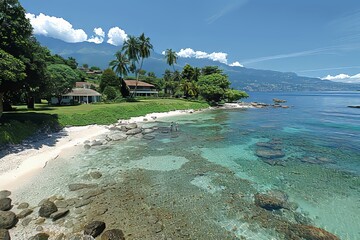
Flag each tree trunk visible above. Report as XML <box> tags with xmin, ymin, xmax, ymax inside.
<box><xmin>0</xmin><ymin>92</ymin><xmax>3</xmax><ymax>119</ymax></box>
<box><xmin>27</xmin><ymin>96</ymin><xmax>35</xmax><ymax>109</ymax></box>
<box><xmin>132</xmin><ymin>58</ymin><xmax>144</xmax><ymax>98</ymax></box>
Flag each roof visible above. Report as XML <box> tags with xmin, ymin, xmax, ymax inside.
<box><xmin>75</xmin><ymin>82</ymin><xmax>99</xmax><ymax>88</ymax></box>
<box><xmin>63</xmin><ymin>88</ymin><xmax>102</xmax><ymax>97</ymax></box>
<box><xmin>124</xmin><ymin>80</ymin><xmax>155</xmax><ymax>87</ymax></box>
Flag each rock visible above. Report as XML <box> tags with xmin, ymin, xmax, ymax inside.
<box><xmin>101</xmin><ymin>229</ymin><xmax>125</xmax><ymax>240</ymax></box>
<box><xmin>74</xmin><ymin>199</ymin><xmax>92</xmax><ymax>208</ymax></box>
<box><xmin>55</xmin><ymin>233</ymin><xmax>65</xmax><ymax>240</ymax></box>
<box><xmin>84</xmin><ymin>221</ymin><xmax>106</xmax><ymax>238</ymax></box>
<box><xmin>54</xmin><ymin>200</ymin><xmax>68</xmax><ymax>208</ymax></box>
<box><xmin>0</xmin><ymin>191</ymin><xmax>11</xmax><ymax>199</ymax></box>
<box><xmin>107</xmin><ymin>132</ymin><xmax>128</xmax><ymax>141</ymax></box>
<box><xmin>50</xmin><ymin>209</ymin><xmax>69</xmax><ymax>221</ymax></box>
<box><xmin>35</xmin><ymin>217</ymin><xmax>46</xmax><ymax>224</ymax></box>
<box><xmin>0</xmin><ymin>198</ymin><xmax>12</xmax><ymax>211</ymax></box>
<box><xmin>143</xmin><ymin>135</ymin><xmax>155</xmax><ymax>140</ymax></box>
<box><xmin>301</xmin><ymin>156</ymin><xmax>336</xmax><ymax>165</ymax></box>
<box><xmin>90</xmin><ymin>171</ymin><xmax>102</xmax><ymax>179</ymax></box>
<box><xmin>17</xmin><ymin>202</ymin><xmax>29</xmax><ymax>209</ymax></box>
<box><xmin>142</xmin><ymin>128</ymin><xmax>154</xmax><ymax>134</ymax></box>
<box><xmin>126</xmin><ymin>128</ymin><xmax>142</xmax><ymax>135</ymax></box>
<box><xmin>254</xmin><ymin>193</ymin><xmax>286</xmax><ymax>211</ymax></box>
<box><xmin>90</xmin><ymin>139</ymin><xmax>105</xmax><ymax>147</ymax></box>
<box><xmin>125</xmin><ymin>123</ymin><xmax>137</xmax><ymax>129</ymax></box>
<box><xmin>290</xmin><ymin>224</ymin><xmax>339</xmax><ymax>240</ymax></box>
<box><xmin>120</xmin><ymin>126</ymin><xmax>128</xmax><ymax>132</ymax></box>
<box><xmin>38</xmin><ymin>201</ymin><xmax>58</xmax><ymax>218</ymax></box>
<box><xmin>81</xmin><ymin>189</ymin><xmax>105</xmax><ymax>200</ymax></box>
<box><xmin>0</xmin><ymin>211</ymin><xmax>17</xmax><ymax>229</ymax></box>
<box><xmin>36</xmin><ymin>226</ymin><xmax>43</xmax><ymax>231</ymax></box>
<box><xmin>84</xmin><ymin>144</ymin><xmax>91</xmax><ymax>150</ymax></box>
<box><xmin>68</xmin><ymin>183</ymin><xmax>97</xmax><ymax>191</ymax></box>
<box><xmin>17</xmin><ymin>208</ymin><xmax>33</xmax><ymax>218</ymax></box>
<box><xmin>31</xmin><ymin>233</ymin><xmax>49</xmax><ymax>240</ymax></box>
<box><xmin>21</xmin><ymin>217</ymin><xmax>32</xmax><ymax>226</ymax></box>
<box><xmin>0</xmin><ymin>229</ymin><xmax>10</xmax><ymax>240</ymax></box>
<box><xmin>256</xmin><ymin>149</ymin><xmax>285</xmax><ymax>159</ymax></box>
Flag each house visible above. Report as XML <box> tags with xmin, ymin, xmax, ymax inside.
<box><xmin>124</xmin><ymin>80</ymin><xmax>158</xmax><ymax>97</ymax></box>
<box><xmin>51</xmin><ymin>88</ymin><xmax>102</xmax><ymax>105</ymax></box>
<box><xmin>75</xmin><ymin>81</ymin><xmax>98</xmax><ymax>89</ymax></box>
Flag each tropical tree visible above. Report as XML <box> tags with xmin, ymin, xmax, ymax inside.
<box><xmin>100</xmin><ymin>69</ymin><xmax>119</xmax><ymax>92</ymax></box>
<box><xmin>198</xmin><ymin>73</ymin><xmax>231</xmax><ymax>104</ymax></box>
<box><xmin>181</xmin><ymin>64</ymin><xmax>195</xmax><ymax>81</ymax></box>
<box><xmin>201</xmin><ymin>66</ymin><xmax>223</xmax><ymax>76</ymax></box>
<box><xmin>165</xmin><ymin>49</ymin><xmax>178</xmax><ymax>72</ymax></box>
<box><xmin>109</xmin><ymin>51</ymin><xmax>129</xmax><ymax>78</ymax></box>
<box><xmin>0</xmin><ymin>49</ymin><xmax>26</xmax><ymax>117</ymax></box>
<box><xmin>225</xmin><ymin>89</ymin><xmax>249</xmax><ymax>102</ymax></box>
<box><xmin>122</xmin><ymin>33</ymin><xmax>153</xmax><ymax>97</ymax></box>
<box><xmin>46</xmin><ymin>64</ymin><xmax>80</xmax><ymax>105</ymax></box>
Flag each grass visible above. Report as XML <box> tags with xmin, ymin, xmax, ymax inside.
<box><xmin>0</xmin><ymin>99</ymin><xmax>209</xmax><ymax>145</ymax></box>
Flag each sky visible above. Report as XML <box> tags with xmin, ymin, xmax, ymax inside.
<box><xmin>19</xmin><ymin>0</ymin><xmax>360</xmax><ymax>83</ymax></box>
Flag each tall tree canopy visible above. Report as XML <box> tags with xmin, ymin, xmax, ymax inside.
<box><xmin>100</xmin><ymin>69</ymin><xmax>119</xmax><ymax>92</ymax></box>
<box><xmin>109</xmin><ymin>51</ymin><xmax>129</xmax><ymax>78</ymax></box>
<box><xmin>165</xmin><ymin>49</ymin><xmax>177</xmax><ymax>72</ymax></box>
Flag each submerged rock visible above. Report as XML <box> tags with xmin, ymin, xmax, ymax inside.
<box><xmin>17</xmin><ymin>202</ymin><xmax>29</xmax><ymax>209</ymax></box>
<box><xmin>30</xmin><ymin>233</ymin><xmax>49</xmax><ymax>240</ymax></box>
<box><xmin>84</xmin><ymin>221</ymin><xmax>106</xmax><ymax>238</ymax></box>
<box><xmin>0</xmin><ymin>211</ymin><xmax>18</xmax><ymax>229</ymax></box>
<box><xmin>0</xmin><ymin>229</ymin><xmax>10</xmax><ymax>240</ymax></box>
<box><xmin>50</xmin><ymin>209</ymin><xmax>69</xmax><ymax>221</ymax></box>
<box><xmin>68</xmin><ymin>183</ymin><xmax>97</xmax><ymax>191</ymax></box>
<box><xmin>17</xmin><ymin>208</ymin><xmax>33</xmax><ymax>218</ymax></box>
<box><xmin>90</xmin><ymin>171</ymin><xmax>102</xmax><ymax>179</ymax></box>
<box><xmin>126</xmin><ymin>128</ymin><xmax>142</xmax><ymax>135</ymax></box>
<box><xmin>101</xmin><ymin>229</ymin><xmax>125</xmax><ymax>240</ymax></box>
<box><xmin>290</xmin><ymin>224</ymin><xmax>340</xmax><ymax>240</ymax></box>
<box><xmin>38</xmin><ymin>201</ymin><xmax>58</xmax><ymax>218</ymax></box>
<box><xmin>256</xmin><ymin>149</ymin><xmax>285</xmax><ymax>159</ymax></box>
<box><xmin>254</xmin><ymin>192</ymin><xmax>287</xmax><ymax>211</ymax></box>
<box><xmin>0</xmin><ymin>198</ymin><xmax>12</xmax><ymax>211</ymax></box>
<box><xmin>107</xmin><ymin>132</ymin><xmax>128</xmax><ymax>141</ymax></box>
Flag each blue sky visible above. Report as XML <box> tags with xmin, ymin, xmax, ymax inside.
<box><xmin>20</xmin><ymin>0</ymin><xmax>360</xmax><ymax>82</ymax></box>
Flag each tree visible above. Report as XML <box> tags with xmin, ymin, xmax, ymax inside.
<box><xmin>225</xmin><ymin>89</ymin><xmax>249</xmax><ymax>102</ymax></box>
<box><xmin>0</xmin><ymin>49</ymin><xmax>26</xmax><ymax>117</ymax></box>
<box><xmin>165</xmin><ymin>49</ymin><xmax>177</xmax><ymax>72</ymax></box>
<box><xmin>103</xmin><ymin>86</ymin><xmax>117</xmax><ymax>101</ymax></box>
<box><xmin>66</xmin><ymin>57</ymin><xmax>78</xmax><ymax>69</ymax></box>
<box><xmin>181</xmin><ymin>64</ymin><xmax>195</xmax><ymax>81</ymax></box>
<box><xmin>163</xmin><ymin>69</ymin><xmax>172</xmax><ymax>94</ymax></box>
<box><xmin>198</xmin><ymin>73</ymin><xmax>231</xmax><ymax>103</ymax></box>
<box><xmin>122</xmin><ymin>33</ymin><xmax>153</xmax><ymax>97</ymax></box>
<box><xmin>109</xmin><ymin>51</ymin><xmax>129</xmax><ymax>79</ymax></box>
<box><xmin>46</xmin><ymin>64</ymin><xmax>79</xmax><ymax>105</ymax></box>
<box><xmin>201</xmin><ymin>66</ymin><xmax>223</xmax><ymax>76</ymax></box>
<box><xmin>100</xmin><ymin>69</ymin><xmax>119</xmax><ymax>92</ymax></box>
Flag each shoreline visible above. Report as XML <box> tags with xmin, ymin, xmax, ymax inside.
<box><xmin>0</xmin><ymin>108</ymin><xmax>206</xmax><ymax>191</ymax></box>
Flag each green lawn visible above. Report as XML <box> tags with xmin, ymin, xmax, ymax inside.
<box><xmin>0</xmin><ymin>99</ymin><xmax>209</xmax><ymax>145</ymax></box>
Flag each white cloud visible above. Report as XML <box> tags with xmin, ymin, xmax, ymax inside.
<box><xmin>88</xmin><ymin>27</ymin><xmax>105</xmax><ymax>44</ymax></box>
<box><xmin>322</xmin><ymin>73</ymin><xmax>360</xmax><ymax>83</ymax></box>
<box><xmin>26</xmin><ymin>13</ymin><xmax>88</xmax><ymax>43</ymax></box>
<box><xmin>107</xmin><ymin>27</ymin><xmax>128</xmax><ymax>46</ymax></box>
<box><xmin>176</xmin><ymin>48</ymin><xmax>236</xmax><ymax>65</ymax></box>
<box><xmin>229</xmin><ymin>61</ymin><xmax>244</xmax><ymax>67</ymax></box>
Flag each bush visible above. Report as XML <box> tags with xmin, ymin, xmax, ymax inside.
<box><xmin>103</xmin><ymin>86</ymin><xmax>118</xmax><ymax>101</ymax></box>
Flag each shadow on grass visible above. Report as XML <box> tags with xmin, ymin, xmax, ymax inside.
<box><xmin>0</xmin><ymin>112</ymin><xmax>65</xmax><ymax>158</ymax></box>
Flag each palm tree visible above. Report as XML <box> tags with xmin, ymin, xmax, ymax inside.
<box><xmin>109</xmin><ymin>51</ymin><xmax>129</xmax><ymax>78</ymax></box>
<box><xmin>122</xmin><ymin>33</ymin><xmax>153</xmax><ymax>97</ymax></box>
<box><xmin>165</xmin><ymin>49</ymin><xmax>177</xmax><ymax>72</ymax></box>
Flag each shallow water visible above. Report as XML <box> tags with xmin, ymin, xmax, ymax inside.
<box><xmin>12</xmin><ymin>91</ymin><xmax>360</xmax><ymax>239</ymax></box>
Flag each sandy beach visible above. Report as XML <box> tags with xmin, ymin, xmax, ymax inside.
<box><xmin>0</xmin><ymin>109</ymin><xmax>204</xmax><ymax>191</ymax></box>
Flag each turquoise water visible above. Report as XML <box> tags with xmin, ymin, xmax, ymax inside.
<box><xmin>13</xmin><ymin>91</ymin><xmax>360</xmax><ymax>239</ymax></box>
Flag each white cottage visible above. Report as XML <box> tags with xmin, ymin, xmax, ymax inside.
<box><xmin>51</xmin><ymin>88</ymin><xmax>102</xmax><ymax>105</ymax></box>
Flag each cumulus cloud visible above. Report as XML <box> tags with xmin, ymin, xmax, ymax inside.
<box><xmin>229</xmin><ymin>61</ymin><xmax>244</xmax><ymax>67</ymax></box>
<box><xmin>322</xmin><ymin>73</ymin><xmax>360</xmax><ymax>83</ymax></box>
<box><xmin>176</xmin><ymin>48</ymin><xmax>228</xmax><ymax>64</ymax></box>
<box><xmin>173</xmin><ymin>48</ymin><xmax>244</xmax><ymax>67</ymax></box>
<box><xmin>107</xmin><ymin>27</ymin><xmax>128</xmax><ymax>46</ymax></box>
<box><xmin>88</xmin><ymin>27</ymin><xmax>105</xmax><ymax>44</ymax></box>
<box><xmin>26</xmin><ymin>13</ymin><xmax>88</xmax><ymax>43</ymax></box>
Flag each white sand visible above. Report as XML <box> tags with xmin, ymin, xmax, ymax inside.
<box><xmin>0</xmin><ymin>109</ymin><xmax>202</xmax><ymax>191</ymax></box>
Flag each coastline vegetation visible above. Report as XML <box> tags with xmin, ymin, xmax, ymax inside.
<box><xmin>0</xmin><ymin>99</ymin><xmax>208</xmax><ymax>145</ymax></box>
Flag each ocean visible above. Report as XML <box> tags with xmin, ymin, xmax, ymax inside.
<box><xmin>12</xmin><ymin>91</ymin><xmax>360</xmax><ymax>239</ymax></box>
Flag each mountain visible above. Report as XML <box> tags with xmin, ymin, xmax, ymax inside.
<box><xmin>37</xmin><ymin>36</ymin><xmax>360</xmax><ymax>91</ymax></box>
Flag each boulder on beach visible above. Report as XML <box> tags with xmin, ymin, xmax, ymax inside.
<box><xmin>50</xmin><ymin>209</ymin><xmax>69</xmax><ymax>221</ymax></box>
<box><xmin>125</xmin><ymin>123</ymin><xmax>137</xmax><ymax>130</ymax></box>
<box><xmin>0</xmin><ymin>191</ymin><xmax>11</xmax><ymax>199</ymax></box>
<box><xmin>101</xmin><ymin>229</ymin><xmax>125</xmax><ymax>240</ymax></box>
<box><xmin>0</xmin><ymin>211</ymin><xmax>18</xmax><ymax>229</ymax></box>
<box><xmin>107</xmin><ymin>132</ymin><xmax>128</xmax><ymax>141</ymax></box>
<box><xmin>84</xmin><ymin>221</ymin><xmax>106</xmax><ymax>238</ymax></box>
<box><xmin>30</xmin><ymin>232</ymin><xmax>50</xmax><ymax>240</ymax></box>
<box><xmin>0</xmin><ymin>198</ymin><xmax>12</xmax><ymax>211</ymax></box>
<box><xmin>17</xmin><ymin>208</ymin><xmax>33</xmax><ymax>219</ymax></box>
<box><xmin>0</xmin><ymin>229</ymin><xmax>10</xmax><ymax>240</ymax></box>
<box><xmin>126</xmin><ymin>128</ymin><xmax>142</xmax><ymax>135</ymax></box>
<box><xmin>38</xmin><ymin>201</ymin><xmax>58</xmax><ymax>218</ymax></box>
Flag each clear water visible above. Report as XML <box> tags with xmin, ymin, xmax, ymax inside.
<box><xmin>13</xmin><ymin>91</ymin><xmax>360</xmax><ymax>239</ymax></box>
